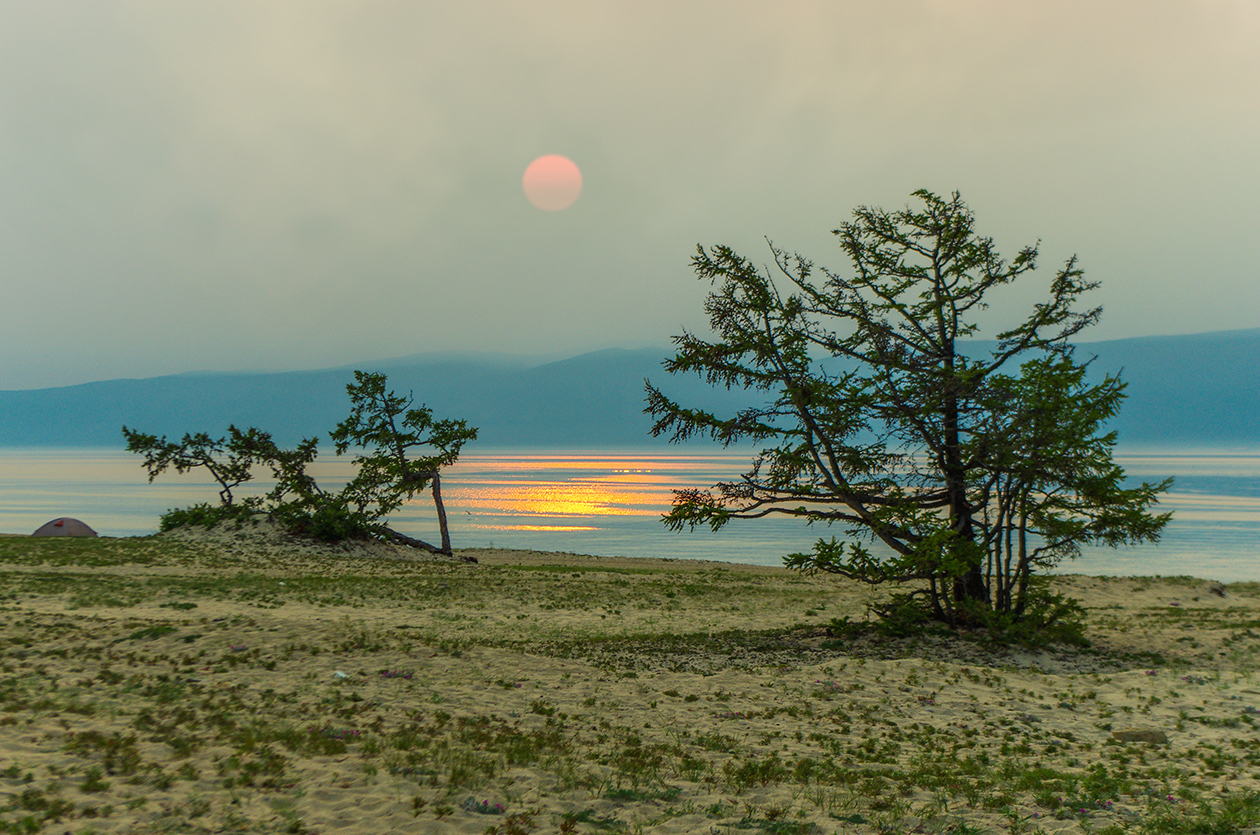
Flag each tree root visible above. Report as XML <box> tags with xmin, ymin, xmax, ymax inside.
<box><xmin>378</xmin><ymin>527</ymin><xmax>478</xmax><ymax>563</ymax></box>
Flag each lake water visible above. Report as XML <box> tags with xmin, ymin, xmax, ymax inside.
<box><xmin>0</xmin><ymin>447</ymin><xmax>1257</xmax><ymax>581</ymax></box>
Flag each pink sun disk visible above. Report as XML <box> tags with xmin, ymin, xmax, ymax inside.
<box><xmin>523</xmin><ymin>155</ymin><xmax>582</xmax><ymax>211</ymax></box>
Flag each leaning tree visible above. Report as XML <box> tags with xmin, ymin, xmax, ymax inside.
<box><xmin>645</xmin><ymin>190</ymin><xmax>1170</xmax><ymax>629</ymax></box>
<box><xmin>124</xmin><ymin>371</ymin><xmax>477</xmax><ymax>556</ymax></box>
<box><xmin>329</xmin><ymin>370</ymin><xmax>478</xmax><ymax>555</ymax></box>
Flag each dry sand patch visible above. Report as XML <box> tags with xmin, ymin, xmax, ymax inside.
<box><xmin>1</xmin><ymin>529</ymin><xmax>1258</xmax><ymax>834</ymax></box>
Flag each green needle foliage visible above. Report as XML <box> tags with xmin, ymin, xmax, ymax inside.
<box><xmin>328</xmin><ymin>370</ymin><xmax>478</xmax><ymax>553</ymax></box>
<box><xmin>645</xmin><ymin>189</ymin><xmax>1171</xmax><ymax>634</ymax></box>
<box><xmin>123</xmin><ymin>371</ymin><xmax>476</xmax><ymax>555</ymax></box>
<box><xmin>121</xmin><ymin>425</ymin><xmax>277</xmax><ymax>508</ymax></box>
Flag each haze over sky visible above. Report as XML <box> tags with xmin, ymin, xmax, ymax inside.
<box><xmin>2</xmin><ymin>1</ymin><xmax>1258</xmax><ymax>391</ymax></box>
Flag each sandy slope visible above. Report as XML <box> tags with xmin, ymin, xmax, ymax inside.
<box><xmin>1</xmin><ymin>524</ymin><xmax>1258</xmax><ymax>834</ymax></box>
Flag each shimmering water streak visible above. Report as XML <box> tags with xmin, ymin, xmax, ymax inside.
<box><xmin>443</xmin><ymin>452</ymin><xmax>703</xmax><ymax>524</ymax></box>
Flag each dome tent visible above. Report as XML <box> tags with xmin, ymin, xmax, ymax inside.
<box><xmin>32</xmin><ymin>518</ymin><xmax>98</xmax><ymax>537</ymax></box>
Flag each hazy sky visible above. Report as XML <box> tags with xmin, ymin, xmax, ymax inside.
<box><xmin>2</xmin><ymin>0</ymin><xmax>1258</xmax><ymax>390</ymax></box>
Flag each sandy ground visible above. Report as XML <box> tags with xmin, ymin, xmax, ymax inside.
<box><xmin>1</xmin><ymin>521</ymin><xmax>1259</xmax><ymax>834</ymax></box>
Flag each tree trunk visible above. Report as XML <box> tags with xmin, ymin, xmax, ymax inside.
<box><xmin>953</xmin><ymin>540</ymin><xmax>988</xmax><ymax>604</ymax></box>
<box><xmin>379</xmin><ymin>525</ymin><xmax>477</xmax><ymax>563</ymax></box>
<box><xmin>942</xmin><ymin>365</ymin><xmax>990</xmax><ymax>613</ymax></box>
<box><xmin>1013</xmin><ymin>508</ymin><xmax>1030</xmax><ymax>617</ymax></box>
<box><xmin>432</xmin><ymin>472</ymin><xmax>452</xmax><ymax>555</ymax></box>
<box><xmin>378</xmin><ymin>527</ymin><xmax>440</xmax><ymax>552</ymax></box>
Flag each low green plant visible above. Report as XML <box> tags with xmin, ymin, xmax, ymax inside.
<box><xmin>460</xmin><ymin>797</ymin><xmax>505</xmax><ymax>815</ymax></box>
<box><xmin>79</xmin><ymin>767</ymin><xmax>110</xmax><ymax>793</ymax></box>
<box><xmin>1141</xmin><ymin>790</ymin><xmax>1260</xmax><ymax>835</ymax></box>
<box><xmin>159</xmin><ymin>502</ymin><xmax>256</xmax><ymax>532</ymax></box>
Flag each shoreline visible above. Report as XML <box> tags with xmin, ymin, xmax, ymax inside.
<box><xmin>2</xmin><ymin>444</ymin><xmax>1258</xmax><ymax>582</ymax></box>
<box><xmin>3</xmin><ymin>530</ymin><xmax>1254</xmax><ymax>585</ymax></box>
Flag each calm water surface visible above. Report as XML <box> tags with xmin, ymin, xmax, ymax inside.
<box><xmin>1</xmin><ymin>447</ymin><xmax>1257</xmax><ymax>581</ymax></box>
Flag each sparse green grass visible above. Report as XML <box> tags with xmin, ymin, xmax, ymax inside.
<box><xmin>1</xmin><ymin>535</ymin><xmax>1258</xmax><ymax>833</ymax></box>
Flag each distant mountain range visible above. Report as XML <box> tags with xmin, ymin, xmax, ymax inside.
<box><xmin>1</xmin><ymin>328</ymin><xmax>1257</xmax><ymax>449</ymax></box>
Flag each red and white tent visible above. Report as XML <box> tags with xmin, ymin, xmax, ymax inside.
<box><xmin>32</xmin><ymin>518</ymin><xmax>98</xmax><ymax>537</ymax></box>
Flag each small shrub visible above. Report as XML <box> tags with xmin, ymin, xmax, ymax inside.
<box><xmin>460</xmin><ymin>797</ymin><xmax>505</xmax><ymax>815</ymax></box>
<box><xmin>79</xmin><ymin>767</ymin><xmax>110</xmax><ymax>793</ymax></box>
<box><xmin>270</xmin><ymin>500</ymin><xmax>373</xmax><ymax>543</ymax></box>
<box><xmin>159</xmin><ymin>502</ymin><xmax>254</xmax><ymax>532</ymax></box>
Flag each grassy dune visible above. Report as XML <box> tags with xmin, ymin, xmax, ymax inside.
<box><xmin>1</xmin><ymin>522</ymin><xmax>1259</xmax><ymax>835</ymax></box>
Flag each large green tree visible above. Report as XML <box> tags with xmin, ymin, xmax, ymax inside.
<box><xmin>645</xmin><ymin>190</ymin><xmax>1170</xmax><ymax>628</ymax></box>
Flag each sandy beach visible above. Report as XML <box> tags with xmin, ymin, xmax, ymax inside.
<box><xmin>2</xmin><ymin>520</ymin><xmax>1258</xmax><ymax>835</ymax></box>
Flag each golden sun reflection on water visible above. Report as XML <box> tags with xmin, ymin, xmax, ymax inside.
<box><xmin>446</xmin><ymin>479</ymin><xmax>669</xmax><ymax>520</ymax></box>
<box><xmin>472</xmin><ymin>524</ymin><xmax>601</xmax><ymax>532</ymax></box>
<box><xmin>438</xmin><ymin>454</ymin><xmax>688</xmax><ymax>531</ymax></box>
